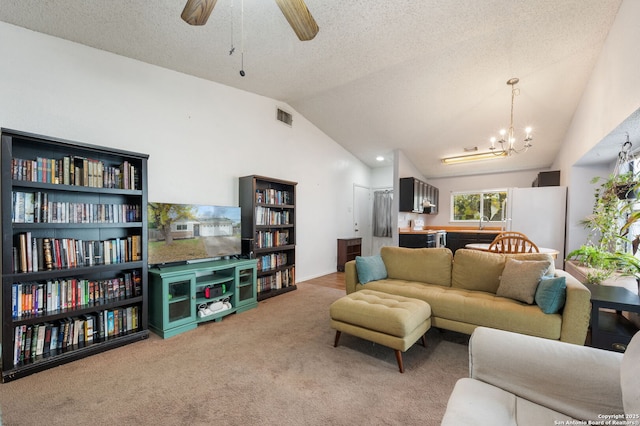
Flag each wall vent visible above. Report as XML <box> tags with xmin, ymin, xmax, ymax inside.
<box><xmin>276</xmin><ymin>108</ymin><xmax>293</xmax><ymax>126</ymax></box>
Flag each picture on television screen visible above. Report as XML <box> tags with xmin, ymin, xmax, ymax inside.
<box><xmin>147</xmin><ymin>202</ymin><xmax>242</xmax><ymax>266</ymax></box>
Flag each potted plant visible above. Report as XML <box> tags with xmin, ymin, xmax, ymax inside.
<box><xmin>566</xmin><ymin>245</ymin><xmax>616</xmax><ymax>285</ymax></box>
<box><xmin>567</xmin><ymin>169</ymin><xmax>640</xmax><ymax>284</ymax></box>
<box><xmin>607</xmin><ymin>248</ymin><xmax>640</xmax><ymax>292</ymax></box>
<box><xmin>612</xmin><ymin>171</ymin><xmax>640</xmax><ymax>200</ymax></box>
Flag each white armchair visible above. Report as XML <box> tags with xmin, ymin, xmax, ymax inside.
<box><xmin>441</xmin><ymin>327</ymin><xmax>640</xmax><ymax>425</ymax></box>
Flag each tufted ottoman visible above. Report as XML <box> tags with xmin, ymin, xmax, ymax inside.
<box><xmin>329</xmin><ymin>289</ymin><xmax>432</xmax><ymax>373</ymax></box>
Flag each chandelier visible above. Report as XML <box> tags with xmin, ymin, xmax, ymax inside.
<box><xmin>489</xmin><ymin>77</ymin><xmax>533</xmax><ymax>156</ymax></box>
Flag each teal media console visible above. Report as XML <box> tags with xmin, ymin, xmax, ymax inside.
<box><xmin>148</xmin><ymin>258</ymin><xmax>257</xmax><ymax>338</ymax></box>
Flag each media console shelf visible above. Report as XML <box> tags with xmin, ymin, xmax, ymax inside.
<box><xmin>239</xmin><ymin>175</ymin><xmax>297</xmax><ymax>301</ymax></box>
<box><xmin>1</xmin><ymin>128</ymin><xmax>150</xmax><ymax>382</ymax></box>
<box><xmin>148</xmin><ymin>258</ymin><xmax>257</xmax><ymax>338</ymax></box>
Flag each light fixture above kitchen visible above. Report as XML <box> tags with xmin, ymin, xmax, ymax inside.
<box><xmin>489</xmin><ymin>78</ymin><xmax>533</xmax><ymax>156</ymax></box>
<box><xmin>441</xmin><ymin>151</ymin><xmax>507</xmax><ymax>165</ymax></box>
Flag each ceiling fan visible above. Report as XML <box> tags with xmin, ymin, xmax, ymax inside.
<box><xmin>181</xmin><ymin>0</ymin><xmax>319</xmax><ymax>41</ymax></box>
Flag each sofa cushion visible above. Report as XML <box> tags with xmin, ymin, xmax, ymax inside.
<box><xmin>355</xmin><ymin>255</ymin><xmax>387</xmax><ymax>284</ymax></box>
<box><xmin>496</xmin><ymin>258</ymin><xmax>552</xmax><ymax>304</ymax></box>
<box><xmin>380</xmin><ymin>246</ymin><xmax>452</xmax><ymax>287</ymax></box>
<box><xmin>451</xmin><ymin>249</ymin><xmax>505</xmax><ymax>293</ymax></box>
<box><xmin>441</xmin><ymin>378</ymin><xmax>574</xmax><ymax>426</ymax></box>
<box><xmin>621</xmin><ymin>330</ymin><xmax>640</xmax><ymax>415</ymax></box>
<box><xmin>505</xmin><ymin>252</ymin><xmax>556</xmax><ymax>275</ymax></box>
<box><xmin>535</xmin><ymin>276</ymin><xmax>566</xmax><ymax>314</ymax></box>
<box><xmin>358</xmin><ymin>279</ymin><xmax>562</xmax><ymax>340</ymax></box>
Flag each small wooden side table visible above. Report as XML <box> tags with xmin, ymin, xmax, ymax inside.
<box><xmin>584</xmin><ymin>283</ymin><xmax>640</xmax><ymax>352</ymax></box>
<box><xmin>337</xmin><ymin>237</ymin><xmax>362</xmax><ymax>272</ymax></box>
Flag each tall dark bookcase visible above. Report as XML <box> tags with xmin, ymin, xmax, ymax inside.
<box><xmin>1</xmin><ymin>129</ymin><xmax>150</xmax><ymax>382</ymax></box>
<box><xmin>239</xmin><ymin>175</ymin><xmax>297</xmax><ymax>301</ymax></box>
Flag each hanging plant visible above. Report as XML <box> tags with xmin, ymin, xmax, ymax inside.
<box><xmin>613</xmin><ymin>138</ymin><xmax>639</xmax><ymax>199</ymax></box>
<box><xmin>567</xmin><ymin>136</ymin><xmax>640</xmax><ymax>284</ymax></box>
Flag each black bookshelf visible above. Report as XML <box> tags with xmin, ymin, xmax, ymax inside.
<box><xmin>1</xmin><ymin>129</ymin><xmax>149</xmax><ymax>382</ymax></box>
<box><xmin>239</xmin><ymin>175</ymin><xmax>297</xmax><ymax>301</ymax></box>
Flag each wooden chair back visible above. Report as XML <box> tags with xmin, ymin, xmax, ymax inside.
<box><xmin>492</xmin><ymin>231</ymin><xmax>529</xmax><ymax>239</ymax></box>
<box><xmin>488</xmin><ymin>235</ymin><xmax>539</xmax><ymax>253</ymax></box>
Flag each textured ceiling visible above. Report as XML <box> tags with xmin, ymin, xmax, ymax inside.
<box><xmin>0</xmin><ymin>0</ymin><xmax>624</xmax><ymax>178</ymax></box>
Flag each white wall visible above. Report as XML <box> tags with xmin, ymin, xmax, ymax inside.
<box><xmin>566</xmin><ymin>164</ymin><xmax>612</xmax><ymax>254</ymax></box>
<box><xmin>0</xmin><ymin>22</ymin><xmax>371</xmax><ymax>281</ymax></box>
<box><xmin>425</xmin><ymin>169</ymin><xmax>545</xmax><ymax>226</ymax></box>
<box><xmin>552</xmin><ymin>0</ymin><xmax>640</xmax><ymax>250</ymax></box>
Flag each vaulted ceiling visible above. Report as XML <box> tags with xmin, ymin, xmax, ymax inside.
<box><xmin>0</xmin><ymin>0</ymin><xmax>624</xmax><ymax>177</ymax></box>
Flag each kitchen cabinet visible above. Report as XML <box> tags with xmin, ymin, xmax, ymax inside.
<box><xmin>399</xmin><ymin>233</ymin><xmax>436</xmax><ymax>248</ymax></box>
<box><xmin>399</xmin><ymin>177</ymin><xmax>439</xmax><ymax>214</ymax></box>
<box><xmin>446</xmin><ymin>232</ymin><xmax>499</xmax><ymax>253</ymax></box>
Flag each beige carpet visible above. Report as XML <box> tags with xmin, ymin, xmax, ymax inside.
<box><xmin>0</xmin><ymin>282</ymin><xmax>470</xmax><ymax>426</ymax></box>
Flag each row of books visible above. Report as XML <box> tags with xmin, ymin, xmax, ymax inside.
<box><xmin>12</xmin><ymin>191</ymin><xmax>141</xmax><ymax>224</ymax></box>
<box><xmin>255</xmin><ymin>188</ymin><xmax>293</xmax><ymax>205</ymax></box>
<box><xmin>257</xmin><ymin>252</ymin><xmax>290</xmax><ymax>272</ymax></box>
<box><xmin>254</xmin><ymin>230</ymin><xmax>290</xmax><ymax>249</ymax></box>
<box><xmin>11</xmin><ymin>156</ymin><xmax>139</xmax><ymax>190</ymax></box>
<box><xmin>257</xmin><ymin>267</ymin><xmax>294</xmax><ymax>293</ymax></box>
<box><xmin>255</xmin><ymin>206</ymin><xmax>291</xmax><ymax>226</ymax></box>
<box><xmin>11</xmin><ymin>271</ymin><xmax>142</xmax><ymax>319</ymax></box>
<box><xmin>12</xmin><ymin>306</ymin><xmax>140</xmax><ymax>366</ymax></box>
<box><xmin>13</xmin><ymin>233</ymin><xmax>142</xmax><ymax>273</ymax></box>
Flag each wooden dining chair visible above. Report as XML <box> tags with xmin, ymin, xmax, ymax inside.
<box><xmin>491</xmin><ymin>231</ymin><xmax>529</xmax><ymax>241</ymax></box>
<box><xmin>488</xmin><ymin>234</ymin><xmax>540</xmax><ymax>253</ymax></box>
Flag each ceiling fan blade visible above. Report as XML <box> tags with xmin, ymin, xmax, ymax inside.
<box><xmin>274</xmin><ymin>0</ymin><xmax>319</xmax><ymax>41</ymax></box>
<box><xmin>181</xmin><ymin>0</ymin><xmax>218</xmax><ymax>26</ymax></box>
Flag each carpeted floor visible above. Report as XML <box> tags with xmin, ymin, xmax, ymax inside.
<box><xmin>0</xmin><ymin>281</ymin><xmax>470</xmax><ymax>426</ymax></box>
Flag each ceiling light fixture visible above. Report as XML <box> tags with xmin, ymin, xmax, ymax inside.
<box><xmin>489</xmin><ymin>78</ymin><xmax>533</xmax><ymax>156</ymax></box>
<box><xmin>441</xmin><ymin>151</ymin><xmax>507</xmax><ymax>165</ymax></box>
<box><xmin>376</xmin><ymin>156</ymin><xmax>385</xmax><ymax>162</ymax></box>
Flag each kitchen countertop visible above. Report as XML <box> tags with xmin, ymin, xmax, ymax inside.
<box><xmin>399</xmin><ymin>227</ymin><xmax>502</xmax><ymax>235</ymax></box>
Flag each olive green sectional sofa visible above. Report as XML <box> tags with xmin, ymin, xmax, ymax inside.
<box><xmin>344</xmin><ymin>247</ymin><xmax>591</xmax><ymax>345</ymax></box>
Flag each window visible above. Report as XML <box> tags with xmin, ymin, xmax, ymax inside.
<box><xmin>176</xmin><ymin>224</ymin><xmax>187</xmax><ymax>231</ymax></box>
<box><xmin>451</xmin><ymin>190</ymin><xmax>507</xmax><ymax>222</ymax></box>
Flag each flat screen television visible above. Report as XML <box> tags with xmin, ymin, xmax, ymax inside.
<box><xmin>147</xmin><ymin>202</ymin><xmax>242</xmax><ymax>267</ymax></box>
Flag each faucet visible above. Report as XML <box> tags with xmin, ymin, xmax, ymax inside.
<box><xmin>479</xmin><ymin>216</ymin><xmax>490</xmax><ymax>230</ymax></box>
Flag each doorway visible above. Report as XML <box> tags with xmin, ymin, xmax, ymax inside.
<box><xmin>353</xmin><ymin>185</ymin><xmax>372</xmax><ymax>256</ymax></box>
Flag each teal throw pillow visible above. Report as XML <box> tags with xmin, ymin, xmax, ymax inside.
<box><xmin>355</xmin><ymin>255</ymin><xmax>387</xmax><ymax>284</ymax></box>
<box><xmin>535</xmin><ymin>276</ymin><xmax>567</xmax><ymax>314</ymax></box>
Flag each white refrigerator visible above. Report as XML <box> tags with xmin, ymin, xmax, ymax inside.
<box><xmin>504</xmin><ymin>187</ymin><xmax>567</xmax><ymax>269</ymax></box>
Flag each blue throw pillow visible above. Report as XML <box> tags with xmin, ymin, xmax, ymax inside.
<box><xmin>355</xmin><ymin>255</ymin><xmax>387</xmax><ymax>284</ymax></box>
<box><xmin>535</xmin><ymin>276</ymin><xmax>566</xmax><ymax>314</ymax></box>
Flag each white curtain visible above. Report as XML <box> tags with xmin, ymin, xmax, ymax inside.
<box><xmin>373</xmin><ymin>190</ymin><xmax>393</xmax><ymax>237</ymax></box>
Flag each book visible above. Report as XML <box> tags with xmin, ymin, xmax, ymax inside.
<box><xmin>18</xmin><ymin>233</ymin><xmax>28</xmax><ymax>273</ymax></box>
<box><xmin>83</xmin><ymin>314</ymin><xmax>95</xmax><ymax>343</ymax></box>
<box><xmin>24</xmin><ymin>192</ymin><xmax>35</xmax><ymax>223</ymax></box>
<box><xmin>50</xmin><ymin>324</ymin><xmax>59</xmax><ymax>354</ymax></box>
<box><xmin>13</xmin><ymin>191</ymin><xmax>25</xmax><ymax>223</ymax></box>
<box><xmin>30</xmin><ymin>324</ymin><xmax>40</xmax><ymax>358</ymax></box>
<box><xmin>107</xmin><ymin>310</ymin><xmax>115</xmax><ymax>337</ymax></box>
<box><xmin>23</xmin><ymin>325</ymin><xmax>33</xmax><ymax>360</ymax></box>
<box><xmin>43</xmin><ymin>238</ymin><xmax>53</xmax><ymax>270</ymax></box>
<box><xmin>13</xmin><ymin>325</ymin><xmax>25</xmax><ymax>365</ymax></box>
<box><xmin>43</xmin><ymin>323</ymin><xmax>53</xmax><ymax>356</ymax></box>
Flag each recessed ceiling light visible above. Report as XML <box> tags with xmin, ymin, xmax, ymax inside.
<box><xmin>376</xmin><ymin>156</ymin><xmax>385</xmax><ymax>161</ymax></box>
